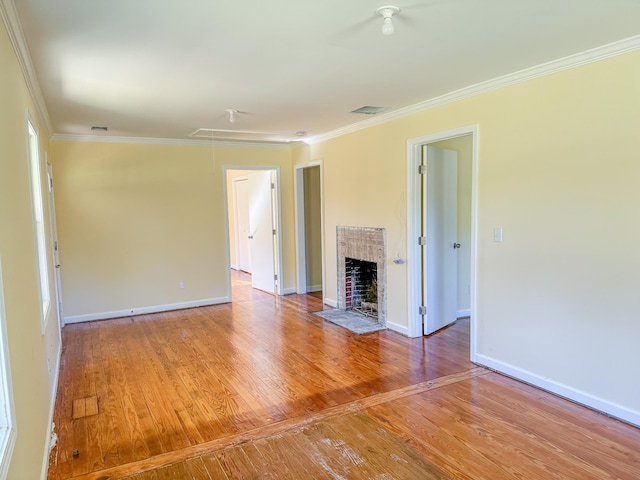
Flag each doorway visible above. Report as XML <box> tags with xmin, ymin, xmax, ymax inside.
<box><xmin>407</xmin><ymin>126</ymin><xmax>478</xmax><ymax>342</ymax></box>
<box><xmin>225</xmin><ymin>167</ymin><xmax>283</xmax><ymax>297</ymax></box>
<box><xmin>294</xmin><ymin>162</ymin><xmax>324</xmax><ymax>297</ymax></box>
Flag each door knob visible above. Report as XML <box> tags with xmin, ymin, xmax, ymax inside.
<box><xmin>248</xmin><ymin>235</ymin><xmax>253</xmax><ymax>239</ymax></box>
<box><xmin>453</xmin><ymin>243</ymin><xmax>461</xmax><ymax>249</ymax></box>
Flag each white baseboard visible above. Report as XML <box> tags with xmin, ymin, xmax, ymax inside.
<box><xmin>306</xmin><ymin>285</ymin><xmax>322</xmax><ymax>293</ymax></box>
<box><xmin>64</xmin><ymin>297</ymin><xmax>230</xmax><ymax>324</ymax></box>
<box><xmin>41</xmin><ymin>341</ymin><xmax>62</xmax><ymax>479</ymax></box>
<box><xmin>324</xmin><ymin>298</ymin><xmax>338</xmax><ymax>308</ymax></box>
<box><xmin>457</xmin><ymin>308</ymin><xmax>470</xmax><ymax>318</ymax></box>
<box><xmin>386</xmin><ymin>321</ymin><xmax>410</xmax><ymax>336</ymax></box>
<box><xmin>474</xmin><ymin>354</ymin><xmax>640</xmax><ymax>428</ymax></box>
<box><xmin>281</xmin><ymin>288</ymin><xmax>296</xmax><ymax>295</ymax></box>
<box><xmin>230</xmin><ymin>264</ymin><xmax>239</xmax><ymax>270</ymax></box>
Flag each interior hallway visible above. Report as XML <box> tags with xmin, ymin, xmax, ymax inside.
<box><xmin>48</xmin><ymin>271</ymin><xmax>640</xmax><ymax>479</ymax></box>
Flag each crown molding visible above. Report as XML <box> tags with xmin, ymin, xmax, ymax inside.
<box><xmin>306</xmin><ymin>34</ymin><xmax>640</xmax><ymax>145</ymax></box>
<box><xmin>51</xmin><ymin>134</ymin><xmax>296</xmax><ymax>150</ymax></box>
<box><xmin>0</xmin><ymin>0</ymin><xmax>52</xmax><ymax>136</ymax></box>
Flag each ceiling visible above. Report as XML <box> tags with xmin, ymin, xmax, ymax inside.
<box><xmin>11</xmin><ymin>0</ymin><xmax>640</xmax><ymax>144</ymax></box>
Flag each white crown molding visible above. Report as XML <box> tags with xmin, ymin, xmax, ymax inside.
<box><xmin>0</xmin><ymin>0</ymin><xmax>53</xmax><ymax>136</ymax></box>
<box><xmin>306</xmin><ymin>34</ymin><xmax>640</xmax><ymax>145</ymax></box>
<box><xmin>51</xmin><ymin>134</ymin><xmax>296</xmax><ymax>150</ymax></box>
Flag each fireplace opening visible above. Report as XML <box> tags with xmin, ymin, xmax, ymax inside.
<box><xmin>345</xmin><ymin>258</ymin><xmax>378</xmax><ymax>319</ymax></box>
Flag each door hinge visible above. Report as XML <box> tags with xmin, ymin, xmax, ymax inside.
<box><xmin>272</xmin><ymin>228</ymin><xmax>277</xmax><ymax>235</ymax></box>
<box><xmin>54</xmin><ymin>241</ymin><xmax>58</xmax><ymax>251</ymax></box>
<box><xmin>418</xmin><ymin>236</ymin><xmax>427</xmax><ymax>246</ymax></box>
<box><xmin>274</xmin><ymin>274</ymin><xmax>278</xmax><ymax>281</ymax></box>
<box><xmin>419</xmin><ymin>305</ymin><xmax>427</xmax><ymax>316</ymax></box>
<box><xmin>418</xmin><ymin>165</ymin><xmax>427</xmax><ymax>175</ymax></box>
<box><xmin>271</xmin><ymin>182</ymin><xmax>275</xmax><ymax>189</ymax></box>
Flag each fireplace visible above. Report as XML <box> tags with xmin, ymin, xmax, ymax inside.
<box><xmin>337</xmin><ymin>226</ymin><xmax>386</xmax><ymax>326</ymax></box>
<box><xmin>345</xmin><ymin>258</ymin><xmax>378</xmax><ymax>318</ymax></box>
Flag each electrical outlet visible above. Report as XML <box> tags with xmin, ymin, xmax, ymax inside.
<box><xmin>178</xmin><ymin>281</ymin><xmax>184</xmax><ymax>289</ymax></box>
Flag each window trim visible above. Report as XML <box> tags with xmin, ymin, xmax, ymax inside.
<box><xmin>26</xmin><ymin>115</ymin><xmax>51</xmax><ymax>332</ymax></box>
<box><xmin>0</xmin><ymin>257</ymin><xmax>17</xmax><ymax>479</ymax></box>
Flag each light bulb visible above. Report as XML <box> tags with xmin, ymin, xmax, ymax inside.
<box><xmin>381</xmin><ymin>17</ymin><xmax>394</xmax><ymax>36</ymax></box>
<box><xmin>376</xmin><ymin>6</ymin><xmax>400</xmax><ymax>36</ymax></box>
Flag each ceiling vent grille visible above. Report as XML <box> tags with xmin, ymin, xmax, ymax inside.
<box><xmin>350</xmin><ymin>106</ymin><xmax>386</xmax><ymax>115</ymax></box>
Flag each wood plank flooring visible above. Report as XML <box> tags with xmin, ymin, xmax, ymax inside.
<box><xmin>48</xmin><ymin>270</ymin><xmax>640</xmax><ymax>479</ymax></box>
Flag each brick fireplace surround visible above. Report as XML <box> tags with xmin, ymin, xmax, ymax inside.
<box><xmin>336</xmin><ymin>226</ymin><xmax>387</xmax><ymax>327</ymax></box>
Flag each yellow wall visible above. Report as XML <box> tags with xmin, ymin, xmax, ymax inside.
<box><xmin>50</xmin><ymin>142</ymin><xmax>295</xmax><ymax>320</ymax></box>
<box><xmin>300</xmin><ymin>50</ymin><xmax>640</xmax><ymax>419</ymax></box>
<box><xmin>0</xmin><ymin>17</ymin><xmax>61</xmax><ymax>479</ymax></box>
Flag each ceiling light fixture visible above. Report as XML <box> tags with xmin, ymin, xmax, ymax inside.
<box><xmin>376</xmin><ymin>6</ymin><xmax>400</xmax><ymax>36</ymax></box>
<box><xmin>226</xmin><ymin>109</ymin><xmax>237</xmax><ymax>124</ymax></box>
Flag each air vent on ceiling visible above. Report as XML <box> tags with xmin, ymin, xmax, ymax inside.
<box><xmin>350</xmin><ymin>106</ymin><xmax>386</xmax><ymax>115</ymax></box>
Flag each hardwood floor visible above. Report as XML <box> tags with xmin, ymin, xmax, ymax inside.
<box><xmin>48</xmin><ymin>271</ymin><xmax>640</xmax><ymax>479</ymax></box>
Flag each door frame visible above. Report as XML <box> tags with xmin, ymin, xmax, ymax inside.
<box><xmin>293</xmin><ymin>160</ymin><xmax>325</xmax><ymax>296</ymax></box>
<box><xmin>406</xmin><ymin>125</ymin><xmax>479</xmax><ymax>354</ymax></box>
<box><xmin>223</xmin><ymin>165</ymin><xmax>284</xmax><ymax>298</ymax></box>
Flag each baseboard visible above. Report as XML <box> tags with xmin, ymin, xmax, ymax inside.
<box><xmin>230</xmin><ymin>264</ymin><xmax>239</xmax><ymax>270</ymax></box>
<box><xmin>457</xmin><ymin>308</ymin><xmax>470</xmax><ymax>318</ymax></box>
<box><xmin>386</xmin><ymin>321</ymin><xmax>410</xmax><ymax>336</ymax></box>
<box><xmin>281</xmin><ymin>288</ymin><xmax>296</xmax><ymax>295</ymax></box>
<box><xmin>64</xmin><ymin>297</ymin><xmax>230</xmax><ymax>324</ymax></box>
<box><xmin>306</xmin><ymin>285</ymin><xmax>322</xmax><ymax>293</ymax></box>
<box><xmin>474</xmin><ymin>354</ymin><xmax>640</xmax><ymax>428</ymax></box>
<box><xmin>41</xmin><ymin>340</ymin><xmax>62</xmax><ymax>479</ymax></box>
<box><xmin>324</xmin><ymin>298</ymin><xmax>338</xmax><ymax>308</ymax></box>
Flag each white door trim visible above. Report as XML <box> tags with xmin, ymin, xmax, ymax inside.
<box><xmin>406</xmin><ymin>125</ymin><xmax>479</xmax><ymax>359</ymax></box>
<box><xmin>223</xmin><ymin>165</ymin><xmax>284</xmax><ymax>297</ymax></box>
<box><xmin>294</xmin><ymin>161</ymin><xmax>325</xmax><ymax>296</ymax></box>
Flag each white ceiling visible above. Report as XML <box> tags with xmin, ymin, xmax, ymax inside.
<box><xmin>12</xmin><ymin>0</ymin><xmax>640</xmax><ymax>144</ymax></box>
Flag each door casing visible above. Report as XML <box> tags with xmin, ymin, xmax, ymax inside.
<box><xmin>406</xmin><ymin>125</ymin><xmax>479</xmax><ymax>359</ymax></box>
<box><xmin>294</xmin><ymin>161</ymin><xmax>325</xmax><ymax>296</ymax></box>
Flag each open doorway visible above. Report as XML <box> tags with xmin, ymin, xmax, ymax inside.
<box><xmin>407</xmin><ymin>126</ymin><xmax>478</xmax><ymax>343</ymax></box>
<box><xmin>294</xmin><ymin>162</ymin><xmax>324</xmax><ymax>299</ymax></box>
<box><xmin>225</xmin><ymin>167</ymin><xmax>283</xmax><ymax>297</ymax></box>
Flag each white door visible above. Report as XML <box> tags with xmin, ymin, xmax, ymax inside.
<box><xmin>46</xmin><ymin>161</ymin><xmax>64</xmax><ymax>327</ymax></box>
<box><xmin>234</xmin><ymin>178</ymin><xmax>252</xmax><ymax>272</ymax></box>
<box><xmin>422</xmin><ymin>146</ymin><xmax>458</xmax><ymax>335</ymax></box>
<box><xmin>248</xmin><ymin>171</ymin><xmax>276</xmax><ymax>294</ymax></box>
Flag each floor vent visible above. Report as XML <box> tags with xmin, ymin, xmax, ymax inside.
<box><xmin>72</xmin><ymin>396</ymin><xmax>98</xmax><ymax>419</ymax></box>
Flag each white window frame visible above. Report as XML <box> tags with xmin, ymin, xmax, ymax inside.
<box><xmin>0</xmin><ymin>257</ymin><xmax>17</xmax><ymax>479</ymax></box>
<box><xmin>26</xmin><ymin>116</ymin><xmax>51</xmax><ymax>332</ymax></box>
